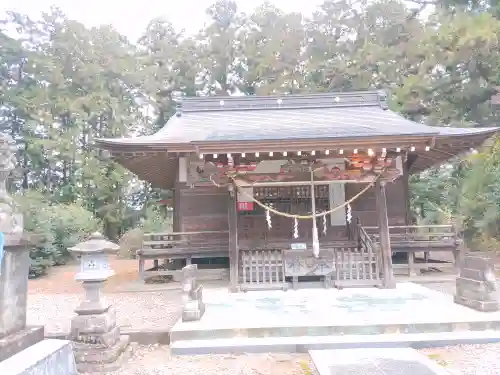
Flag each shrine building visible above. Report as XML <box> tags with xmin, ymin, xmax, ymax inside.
<box><xmin>95</xmin><ymin>91</ymin><xmax>497</xmax><ymax>291</ymax></box>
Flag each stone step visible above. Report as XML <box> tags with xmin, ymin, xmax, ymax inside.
<box><xmin>170</xmin><ymin>330</ymin><xmax>500</xmax><ymax>355</ymax></box>
<box><xmin>170</xmin><ymin>317</ymin><xmax>500</xmax><ymax>342</ymax></box>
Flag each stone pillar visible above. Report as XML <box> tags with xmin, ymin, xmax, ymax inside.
<box><xmin>0</xmin><ymin>238</ymin><xmax>45</xmax><ymax>361</ymax></box>
<box><xmin>0</xmin><ymin>133</ymin><xmax>76</xmax><ymax>374</ymax></box>
<box><xmin>454</xmin><ymin>252</ymin><xmax>499</xmax><ymax>312</ymax></box>
<box><xmin>0</xmin><ymin>134</ymin><xmax>43</xmax><ymax>361</ymax></box>
<box><xmin>181</xmin><ymin>264</ymin><xmax>206</xmax><ymax>322</ymax></box>
<box><xmin>69</xmin><ymin>234</ymin><xmax>132</xmax><ymax>373</ymax></box>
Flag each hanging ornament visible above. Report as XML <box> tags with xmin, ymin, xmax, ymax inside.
<box><xmin>322</xmin><ymin>213</ymin><xmax>327</xmax><ymax>236</ymax></box>
<box><xmin>312</xmin><ymin>226</ymin><xmax>320</xmax><ymax>258</ymax></box>
<box><xmin>266</xmin><ymin>207</ymin><xmax>272</xmax><ymax>230</ymax></box>
<box><xmin>346</xmin><ymin>203</ymin><xmax>352</xmax><ymax>224</ymax></box>
<box><xmin>293</xmin><ymin>217</ymin><xmax>299</xmax><ymax>239</ymax></box>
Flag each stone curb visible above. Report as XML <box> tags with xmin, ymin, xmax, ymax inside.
<box><xmin>45</xmin><ymin>328</ymin><xmax>171</xmax><ymax>346</ymax></box>
<box><xmin>170</xmin><ymin>331</ymin><xmax>500</xmax><ymax>355</ymax></box>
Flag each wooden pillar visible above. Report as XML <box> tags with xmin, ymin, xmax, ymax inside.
<box><xmin>172</xmin><ymin>184</ymin><xmax>181</xmax><ymax>232</ymax></box>
<box><xmin>375</xmin><ymin>179</ymin><xmax>396</xmax><ymax>288</ymax></box>
<box><xmin>402</xmin><ymin>158</ymin><xmax>416</xmax><ymax>276</ymax></box>
<box><xmin>228</xmin><ymin>185</ymin><xmax>239</xmax><ymax>292</ymax></box>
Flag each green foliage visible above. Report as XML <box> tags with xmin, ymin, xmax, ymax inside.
<box><xmin>411</xmin><ymin>140</ymin><xmax>500</xmax><ymax>250</ymax></box>
<box><xmin>16</xmin><ymin>190</ymin><xmax>102</xmax><ymax>277</ymax></box>
<box><xmin>137</xmin><ymin>205</ymin><xmax>173</xmax><ymax>233</ymax></box>
<box><xmin>458</xmin><ymin>142</ymin><xmax>500</xmax><ymax>242</ymax></box>
<box><xmin>2</xmin><ymin>0</ymin><xmax>500</xmax><ymax>271</ymax></box>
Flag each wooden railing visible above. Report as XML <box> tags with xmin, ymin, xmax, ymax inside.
<box><xmin>139</xmin><ymin>230</ymin><xmax>229</xmax><ymax>258</ymax></box>
<box><xmin>239</xmin><ymin>249</ymin><xmax>287</xmax><ymax>291</ymax></box>
<box><xmin>362</xmin><ymin>224</ymin><xmax>459</xmax><ymax>248</ymax></box>
<box><xmin>357</xmin><ymin>225</ymin><xmax>381</xmax><ymax>282</ymax></box>
<box><xmin>362</xmin><ymin>224</ymin><xmax>461</xmax><ymax>276</ymax></box>
<box><xmin>136</xmin><ymin>230</ymin><xmax>229</xmax><ymax>281</ymax></box>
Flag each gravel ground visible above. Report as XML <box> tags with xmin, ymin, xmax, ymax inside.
<box><xmin>421</xmin><ymin>281</ymin><xmax>456</xmax><ymax>295</ymax></box>
<box><xmin>108</xmin><ymin>347</ymin><xmax>312</xmax><ymax>375</ymax></box>
<box><xmin>28</xmin><ymin>281</ymin><xmax>456</xmax><ymax>334</ymax></box>
<box><xmin>28</xmin><ymin>280</ymin><xmax>500</xmax><ymax>374</ymax></box>
<box><xmin>417</xmin><ymin>282</ymin><xmax>500</xmax><ymax>374</ymax></box>
<box><xmin>28</xmin><ymin>290</ymin><xmax>182</xmax><ymax>333</ymax></box>
<box><xmin>420</xmin><ymin>344</ymin><xmax>500</xmax><ymax>375</ymax></box>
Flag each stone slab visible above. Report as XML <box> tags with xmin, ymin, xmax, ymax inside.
<box><xmin>0</xmin><ymin>339</ymin><xmax>76</xmax><ymax>375</ymax></box>
<box><xmin>309</xmin><ymin>348</ymin><xmax>450</xmax><ymax>375</ymax></box>
<box><xmin>171</xmin><ymin>282</ymin><xmax>500</xmax><ymax>342</ymax></box>
<box><xmin>0</xmin><ymin>326</ymin><xmax>44</xmax><ymax>362</ymax></box>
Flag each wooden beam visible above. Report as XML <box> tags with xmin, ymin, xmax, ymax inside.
<box><xmin>228</xmin><ymin>185</ymin><xmax>239</xmax><ymax>292</ymax></box>
<box><xmin>375</xmin><ymin>179</ymin><xmax>396</xmax><ymax>288</ymax></box>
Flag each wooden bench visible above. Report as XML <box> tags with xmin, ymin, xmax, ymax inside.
<box><xmin>136</xmin><ymin>230</ymin><xmax>229</xmax><ymax>282</ymax></box>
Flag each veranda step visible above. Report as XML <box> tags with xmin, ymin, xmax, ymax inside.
<box><xmin>170</xmin><ymin>330</ymin><xmax>500</xmax><ymax>355</ymax></box>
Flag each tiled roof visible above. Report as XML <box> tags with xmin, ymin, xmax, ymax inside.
<box><xmin>96</xmin><ymin>91</ymin><xmax>498</xmax><ymax>146</ymax></box>
<box><xmin>155</xmin><ymin>106</ymin><xmax>437</xmax><ymax>143</ymax></box>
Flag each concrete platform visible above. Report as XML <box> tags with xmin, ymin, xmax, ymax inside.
<box><xmin>171</xmin><ymin>282</ymin><xmax>500</xmax><ymax>349</ymax></box>
<box><xmin>309</xmin><ymin>348</ymin><xmax>450</xmax><ymax>375</ymax></box>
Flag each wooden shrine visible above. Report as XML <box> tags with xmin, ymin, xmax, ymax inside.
<box><xmin>95</xmin><ymin>91</ymin><xmax>497</xmax><ymax>291</ymax></box>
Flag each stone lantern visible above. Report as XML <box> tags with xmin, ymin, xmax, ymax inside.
<box><xmin>68</xmin><ymin>233</ymin><xmax>131</xmax><ymax>373</ymax></box>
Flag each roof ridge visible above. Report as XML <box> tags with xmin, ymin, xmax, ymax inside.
<box><xmin>176</xmin><ymin>90</ymin><xmax>388</xmax><ymax>113</ymax></box>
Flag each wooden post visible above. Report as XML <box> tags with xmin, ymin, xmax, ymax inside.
<box><xmin>402</xmin><ymin>157</ymin><xmax>416</xmax><ymax>276</ymax></box>
<box><xmin>375</xmin><ymin>179</ymin><xmax>396</xmax><ymax>288</ymax></box>
<box><xmin>228</xmin><ymin>184</ymin><xmax>239</xmax><ymax>292</ymax></box>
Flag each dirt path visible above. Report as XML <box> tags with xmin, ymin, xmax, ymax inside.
<box><xmin>28</xmin><ymin>256</ymin><xmax>139</xmax><ymax>294</ymax></box>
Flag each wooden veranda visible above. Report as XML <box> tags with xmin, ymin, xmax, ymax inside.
<box><xmin>135</xmin><ymin>219</ymin><xmax>462</xmax><ymax>290</ymax></box>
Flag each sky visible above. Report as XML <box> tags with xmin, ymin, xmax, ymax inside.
<box><xmin>1</xmin><ymin>0</ymin><xmax>324</xmax><ymax>41</ymax></box>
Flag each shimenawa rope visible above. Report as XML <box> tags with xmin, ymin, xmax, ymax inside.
<box><xmin>210</xmin><ymin>170</ymin><xmax>384</xmax><ymax>220</ymax></box>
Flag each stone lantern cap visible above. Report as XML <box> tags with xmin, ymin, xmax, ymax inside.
<box><xmin>69</xmin><ymin>232</ymin><xmax>120</xmax><ymax>254</ymax></box>
<box><xmin>70</xmin><ymin>233</ymin><xmax>119</xmax><ymax>282</ymax></box>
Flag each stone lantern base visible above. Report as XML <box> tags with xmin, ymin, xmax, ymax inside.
<box><xmin>70</xmin><ymin>281</ymin><xmax>133</xmax><ymax>373</ymax></box>
<box><xmin>72</xmin><ymin>336</ymin><xmax>132</xmax><ymax>373</ymax></box>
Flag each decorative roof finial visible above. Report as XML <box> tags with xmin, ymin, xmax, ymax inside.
<box><xmin>172</xmin><ymin>91</ymin><xmax>184</xmax><ymax>117</ymax></box>
<box><xmin>377</xmin><ymin>90</ymin><xmax>389</xmax><ymax>110</ymax></box>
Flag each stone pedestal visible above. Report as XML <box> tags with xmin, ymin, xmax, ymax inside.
<box><xmin>454</xmin><ymin>252</ymin><xmax>499</xmax><ymax>312</ymax></box>
<box><xmin>70</xmin><ymin>280</ymin><xmax>132</xmax><ymax>373</ymax></box>
<box><xmin>0</xmin><ymin>242</ymin><xmax>44</xmax><ymax>362</ymax></box>
<box><xmin>181</xmin><ymin>264</ymin><xmax>206</xmax><ymax>322</ymax></box>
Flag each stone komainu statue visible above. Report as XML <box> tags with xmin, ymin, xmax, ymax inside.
<box><xmin>454</xmin><ymin>253</ymin><xmax>498</xmax><ymax>312</ymax></box>
<box><xmin>181</xmin><ymin>264</ymin><xmax>206</xmax><ymax>322</ymax></box>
